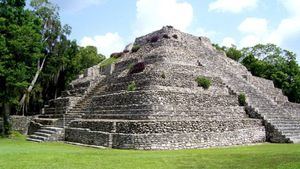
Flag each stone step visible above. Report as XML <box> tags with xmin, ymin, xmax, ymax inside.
<box><xmin>276</xmin><ymin>126</ymin><xmax>300</xmax><ymax>131</ymax></box>
<box><xmin>41</xmin><ymin>126</ymin><xmax>63</xmax><ymax>132</ymax></box>
<box><xmin>29</xmin><ymin>135</ymin><xmax>48</xmax><ymax>141</ymax></box>
<box><xmin>26</xmin><ymin>138</ymin><xmax>43</xmax><ymax>143</ymax></box>
<box><xmin>34</xmin><ymin>118</ymin><xmax>59</xmax><ymax>126</ymax></box>
<box><xmin>264</xmin><ymin>116</ymin><xmax>295</xmax><ymax>121</ymax></box>
<box><xmin>38</xmin><ymin>114</ymin><xmax>64</xmax><ymax>118</ymax></box>
<box><xmin>289</xmin><ymin>136</ymin><xmax>300</xmax><ymax>143</ymax></box>
<box><xmin>268</xmin><ymin>119</ymin><xmax>300</xmax><ymax>125</ymax></box>
<box><xmin>38</xmin><ymin>129</ymin><xmax>56</xmax><ymax>134</ymax></box>
<box><xmin>68</xmin><ymin>111</ymin><xmax>89</xmax><ymax>114</ymax></box>
<box><xmin>281</xmin><ymin>131</ymin><xmax>300</xmax><ymax>136</ymax></box>
<box><xmin>34</xmin><ymin>132</ymin><xmax>51</xmax><ymax>137</ymax></box>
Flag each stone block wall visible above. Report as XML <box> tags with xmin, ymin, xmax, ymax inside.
<box><xmin>45</xmin><ymin>97</ymin><xmax>81</xmax><ymax>114</ymax></box>
<box><xmin>11</xmin><ymin>116</ymin><xmax>35</xmax><ymax>135</ymax></box>
<box><xmin>112</xmin><ymin>127</ymin><xmax>266</xmax><ymax>150</ymax></box>
<box><xmin>65</xmin><ymin>126</ymin><xmax>265</xmax><ymax>150</ymax></box>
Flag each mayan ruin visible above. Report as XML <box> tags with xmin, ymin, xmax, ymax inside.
<box><xmin>25</xmin><ymin>27</ymin><xmax>300</xmax><ymax>150</ymax></box>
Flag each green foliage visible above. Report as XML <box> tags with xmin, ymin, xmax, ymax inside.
<box><xmin>131</xmin><ymin>45</ymin><xmax>141</xmax><ymax>53</ymax></box>
<box><xmin>9</xmin><ymin>131</ymin><xmax>25</xmax><ymax>140</ymax></box>
<box><xmin>0</xmin><ymin>0</ymin><xmax>105</xmax><ymax>116</ymax></box>
<box><xmin>0</xmin><ymin>140</ymin><xmax>300</xmax><ymax>169</ymax></box>
<box><xmin>241</xmin><ymin>44</ymin><xmax>300</xmax><ymax>102</ymax></box>
<box><xmin>0</xmin><ymin>0</ymin><xmax>43</xmax><ymax>118</ymax></box>
<box><xmin>212</xmin><ymin>44</ymin><xmax>242</xmax><ymax>61</ymax></box>
<box><xmin>226</xmin><ymin>46</ymin><xmax>243</xmax><ymax>61</ymax></box>
<box><xmin>216</xmin><ymin>43</ymin><xmax>300</xmax><ymax>103</ymax></box>
<box><xmin>72</xmin><ymin>46</ymin><xmax>105</xmax><ymax>74</ymax></box>
<box><xmin>238</xmin><ymin>93</ymin><xmax>246</xmax><ymax>106</ymax></box>
<box><xmin>99</xmin><ymin>57</ymin><xmax>119</xmax><ymax>68</ymax></box>
<box><xmin>195</xmin><ymin>76</ymin><xmax>211</xmax><ymax>89</ymax></box>
<box><xmin>127</xmin><ymin>81</ymin><xmax>136</xmax><ymax>91</ymax></box>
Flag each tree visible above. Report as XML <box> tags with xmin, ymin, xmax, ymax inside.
<box><xmin>241</xmin><ymin>44</ymin><xmax>300</xmax><ymax>102</ymax></box>
<box><xmin>0</xmin><ymin>0</ymin><xmax>43</xmax><ymax>135</ymax></box>
<box><xmin>215</xmin><ymin>43</ymin><xmax>300</xmax><ymax>103</ymax></box>
<box><xmin>73</xmin><ymin>46</ymin><xmax>105</xmax><ymax>73</ymax></box>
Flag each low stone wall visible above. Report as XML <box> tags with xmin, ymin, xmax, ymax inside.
<box><xmin>65</xmin><ymin>128</ymin><xmax>111</xmax><ymax>147</ymax></box>
<box><xmin>92</xmin><ymin>90</ymin><xmax>239</xmax><ymax>108</ymax></box>
<box><xmin>113</xmin><ymin>127</ymin><xmax>266</xmax><ymax>150</ymax></box>
<box><xmin>11</xmin><ymin>116</ymin><xmax>35</xmax><ymax>135</ymax></box>
<box><xmin>65</xmin><ymin>127</ymin><xmax>265</xmax><ymax>150</ymax></box>
<box><xmin>69</xmin><ymin>119</ymin><xmax>262</xmax><ymax>134</ymax></box>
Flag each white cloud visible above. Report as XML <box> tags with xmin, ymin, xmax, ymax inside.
<box><xmin>240</xmin><ymin>35</ymin><xmax>261</xmax><ymax>47</ymax></box>
<box><xmin>80</xmin><ymin>32</ymin><xmax>125</xmax><ymax>57</ymax></box>
<box><xmin>134</xmin><ymin>0</ymin><xmax>193</xmax><ymax>36</ymax></box>
<box><xmin>50</xmin><ymin>0</ymin><xmax>105</xmax><ymax>12</ymax></box>
<box><xmin>209</xmin><ymin>0</ymin><xmax>258</xmax><ymax>13</ymax></box>
<box><xmin>279</xmin><ymin>0</ymin><xmax>300</xmax><ymax>16</ymax></box>
<box><xmin>238</xmin><ymin>17</ymin><xmax>268</xmax><ymax>35</ymax></box>
<box><xmin>193</xmin><ymin>27</ymin><xmax>217</xmax><ymax>39</ymax></box>
<box><xmin>221</xmin><ymin>37</ymin><xmax>236</xmax><ymax>47</ymax></box>
<box><xmin>268</xmin><ymin>17</ymin><xmax>300</xmax><ymax>45</ymax></box>
<box><xmin>237</xmin><ymin>1</ymin><xmax>300</xmax><ymax>48</ymax></box>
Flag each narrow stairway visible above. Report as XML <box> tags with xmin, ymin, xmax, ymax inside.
<box><xmin>27</xmin><ymin>80</ymin><xmax>106</xmax><ymax>142</ymax></box>
<box><xmin>27</xmin><ymin>126</ymin><xmax>64</xmax><ymax>142</ymax></box>
<box><xmin>222</xmin><ymin>72</ymin><xmax>300</xmax><ymax>143</ymax></box>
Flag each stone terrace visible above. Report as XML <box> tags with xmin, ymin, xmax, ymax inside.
<box><xmin>28</xmin><ymin>26</ymin><xmax>300</xmax><ymax>149</ymax></box>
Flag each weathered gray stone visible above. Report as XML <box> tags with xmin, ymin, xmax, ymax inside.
<box><xmin>29</xmin><ymin>26</ymin><xmax>300</xmax><ymax>148</ymax></box>
<box><xmin>11</xmin><ymin>116</ymin><xmax>35</xmax><ymax>135</ymax></box>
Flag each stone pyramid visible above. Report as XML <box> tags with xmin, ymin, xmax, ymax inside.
<box><xmin>30</xmin><ymin>26</ymin><xmax>300</xmax><ymax>149</ymax></box>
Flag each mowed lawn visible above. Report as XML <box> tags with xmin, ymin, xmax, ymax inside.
<box><xmin>0</xmin><ymin>137</ymin><xmax>300</xmax><ymax>169</ymax></box>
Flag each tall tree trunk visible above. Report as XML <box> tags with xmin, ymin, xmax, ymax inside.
<box><xmin>3</xmin><ymin>103</ymin><xmax>11</xmax><ymax>136</ymax></box>
<box><xmin>19</xmin><ymin>56</ymin><xmax>47</xmax><ymax>116</ymax></box>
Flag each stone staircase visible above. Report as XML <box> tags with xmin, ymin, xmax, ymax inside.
<box><xmin>27</xmin><ymin>126</ymin><xmax>64</xmax><ymax>142</ymax></box>
<box><xmin>27</xmin><ymin>66</ymin><xmax>108</xmax><ymax>143</ymax></box>
<box><xmin>181</xmin><ymin>31</ymin><xmax>300</xmax><ymax>144</ymax></box>
<box><xmin>218</xmin><ymin>65</ymin><xmax>300</xmax><ymax>143</ymax></box>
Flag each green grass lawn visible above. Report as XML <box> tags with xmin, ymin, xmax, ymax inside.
<box><xmin>0</xmin><ymin>137</ymin><xmax>300</xmax><ymax>169</ymax></box>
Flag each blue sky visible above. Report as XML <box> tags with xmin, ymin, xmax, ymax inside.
<box><xmin>39</xmin><ymin>0</ymin><xmax>300</xmax><ymax>59</ymax></box>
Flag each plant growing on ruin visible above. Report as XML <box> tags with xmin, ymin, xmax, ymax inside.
<box><xmin>131</xmin><ymin>45</ymin><xmax>141</xmax><ymax>53</ymax></box>
<box><xmin>99</xmin><ymin>57</ymin><xmax>119</xmax><ymax>68</ymax></box>
<box><xmin>127</xmin><ymin>81</ymin><xmax>137</xmax><ymax>91</ymax></box>
<box><xmin>195</xmin><ymin>76</ymin><xmax>211</xmax><ymax>89</ymax></box>
<box><xmin>238</xmin><ymin>93</ymin><xmax>247</xmax><ymax>106</ymax></box>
